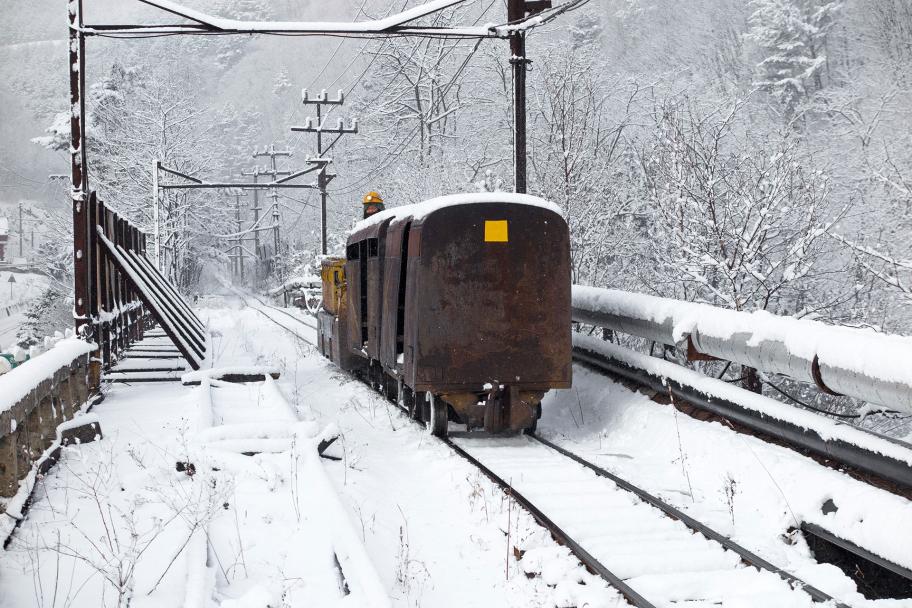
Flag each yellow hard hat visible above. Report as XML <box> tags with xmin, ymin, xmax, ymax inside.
<box><xmin>363</xmin><ymin>191</ymin><xmax>383</xmax><ymax>205</ymax></box>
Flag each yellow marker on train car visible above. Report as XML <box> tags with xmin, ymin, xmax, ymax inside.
<box><xmin>484</xmin><ymin>220</ymin><xmax>508</xmax><ymax>242</ymax></box>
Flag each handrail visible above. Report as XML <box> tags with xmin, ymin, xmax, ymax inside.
<box><xmin>572</xmin><ymin>286</ymin><xmax>912</xmax><ymax>414</ymax></box>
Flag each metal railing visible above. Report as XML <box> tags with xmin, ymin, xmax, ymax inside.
<box><xmin>572</xmin><ymin>286</ymin><xmax>912</xmax><ymax>415</ymax></box>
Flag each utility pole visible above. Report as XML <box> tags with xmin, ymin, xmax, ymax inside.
<box><xmin>233</xmin><ymin>191</ymin><xmax>245</xmax><ymax>281</ymax></box>
<box><xmin>252</xmin><ymin>145</ymin><xmax>293</xmax><ymax>259</ymax></box>
<box><xmin>69</xmin><ymin>0</ymin><xmax>90</xmax><ymax>339</ymax></box>
<box><xmin>240</xmin><ymin>167</ymin><xmax>263</xmax><ymax>281</ymax></box>
<box><xmin>152</xmin><ymin>160</ymin><xmax>161</xmax><ymax>269</ymax></box>
<box><xmin>291</xmin><ymin>89</ymin><xmax>358</xmax><ymax>255</ymax></box>
<box><xmin>18</xmin><ymin>201</ymin><xmax>23</xmax><ymax>257</ymax></box>
<box><xmin>507</xmin><ymin>0</ymin><xmax>551</xmax><ymax>194</ymax></box>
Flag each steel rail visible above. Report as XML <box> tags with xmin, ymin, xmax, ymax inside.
<box><xmin>238</xmin><ymin>293</ymin><xmax>318</xmax><ymax>340</ymax></box>
<box><xmin>240</xmin><ymin>299</ymin><xmax>654</xmax><ymax>605</ymax></box>
<box><xmin>242</xmin><ymin>292</ymin><xmax>319</xmax><ymax>331</ymax></box>
<box><xmin>442</xmin><ymin>437</ymin><xmax>656</xmax><ymax>608</ymax></box>
<box><xmin>573</xmin><ymin>346</ymin><xmax>912</xmax><ymax>494</ymax></box>
<box><xmin>801</xmin><ymin>522</ymin><xmax>912</xmax><ymax>583</ymax></box>
<box><xmin>531</xmin><ymin>434</ymin><xmax>847</xmax><ymax>606</ymax></box>
<box><xmin>242</xmin><ymin>298</ymin><xmax>853</xmax><ymax>606</ymax></box>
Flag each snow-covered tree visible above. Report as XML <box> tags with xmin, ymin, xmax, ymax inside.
<box><xmin>637</xmin><ymin>97</ymin><xmax>845</xmax><ymax>313</ymax></box>
<box><xmin>33</xmin><ymin>64</ymin><xmax>242</xmax><ymax>291</ymax></box>
<box><xmin>529</xmin><ymin>47</ymin><xmax>645</xmax><ymax>286</ymax></box>
<box><xmin>747</xmin><ymin>0</ymin><xmax>841</xmax><ymax>117</ymax></box>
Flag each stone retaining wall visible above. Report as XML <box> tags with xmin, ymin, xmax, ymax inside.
<box><xmin>0</xmin><ymin>353</ymin><xmax>91</xmax><ymax>499</ymax></box>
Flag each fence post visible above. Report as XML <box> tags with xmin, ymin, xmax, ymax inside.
<box><xmin>99</xmin><ymin>202</ymin><xmax>111</xmax><ymax>368</ymax></box>
<box><xmin>115</xmin><ymin>216</ymin><xmax>126</xmax><ymax>357</ymax></box>
<box><xmin>87</xmin><ymin>193</ymin><xmax>101</xmax><ymax>390</ymax></box>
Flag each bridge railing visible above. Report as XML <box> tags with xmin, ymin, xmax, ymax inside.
<box><xmin>572</xmin><ymin>286</ymin><xmax>912</xmax><ymax>415</ymax></box>
<box><xmin>87</xmin><ymin>194</ymin><xmax>154</xmax><ymax>372</ymax></box>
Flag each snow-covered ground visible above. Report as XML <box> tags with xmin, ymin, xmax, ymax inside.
<box><xmin>0</xmin><ymin>270</ymin><xmax>46</xmax><ymax>308</ymax></box>
<box><xmin>0</xmin><ymin>296</ymin><xmax>620</xmax><ymax>608</ymax></box>
<box><xmin>0</xmin><ymin>270</ymin><xmax>48</xmax><ymax>348</ymax></box>
<box><xmin>1</xmin><ymin>295</ymin><xmax>910</xmax><ymax>607</ymax></box>
<box><xmin>539</xmin><ymin>366</ymin><xmax>912</xmax><ymax>607</ymax></box>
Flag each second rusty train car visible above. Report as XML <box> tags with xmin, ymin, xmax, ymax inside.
<box><xmin>317</xmin><ymin>193</ymin><xmax>571</xmax><ymax>436</ymax></box>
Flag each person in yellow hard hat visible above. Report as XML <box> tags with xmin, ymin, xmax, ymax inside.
<box><xmin>363</xmin><ymin>191</ymin><xmax>385</xmax><ymax>219</ymax></box>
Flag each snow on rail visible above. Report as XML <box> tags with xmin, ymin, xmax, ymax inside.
<box><xmin>573</xmin><ymin>286</ymin><xmax>912</xmax><ymax>413</ymax></box>
<box><xmin>180</xmin><ymin>366</ymin><xmax>280</xmax><ymax>385</ymax></box>
<box><xmin>573</xmin><ymin>334</ymin><xmax>912</xmax><ymax>468</ymax></box>
<box><xmin>187</xmin><ymin>373</ymin><xmax>391</xmax><ymax>607</ymax></box>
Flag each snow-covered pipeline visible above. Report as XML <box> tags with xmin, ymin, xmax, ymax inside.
<box><xmin>572</xmin><ymin>286</ymin><xmax>912</xmax><ymax>414</ymax></box>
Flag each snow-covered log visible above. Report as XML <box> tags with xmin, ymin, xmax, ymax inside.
<box><xmin>573</xmin><ymin>286</ymin><xmax>912</xmax><ymax>413</ymax></box>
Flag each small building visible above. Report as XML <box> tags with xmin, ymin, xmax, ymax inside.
<box><xmin>0</xmin><ymin>217</ymin><xmax>8</xmax><ymax>262</ymax></box>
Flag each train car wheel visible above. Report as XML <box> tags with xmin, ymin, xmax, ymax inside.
<box><xmin>425</xmin><ymin>393</ymin><xmax>448</xmax><ymax>437</ymax></box>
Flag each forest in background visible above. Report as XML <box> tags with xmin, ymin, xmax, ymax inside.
<box><xmin>2</xmin><ymin>0</ymin><xmax>910</xmax><ymax>342</ymax></box>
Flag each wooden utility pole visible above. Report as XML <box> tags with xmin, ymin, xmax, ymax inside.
<box><xmin>291</xmin><ymin>89</ymin><xmax>358</xmax><ymax>255</ymax></box>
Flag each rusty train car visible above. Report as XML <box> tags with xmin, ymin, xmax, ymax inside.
<box><xmin>317</xmin><ymin>193</ymin><xmax>571</xmax><ymax>436</ymax></box>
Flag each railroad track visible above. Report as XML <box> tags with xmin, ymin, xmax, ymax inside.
<box><xmin>573</xmin><ymin>344</ymin><xmax>912</xmax><ymax>496</ymax></box>
<box><xmin>447</xmin><ymin>434</ymin><xmax>844</xmax><ymax>607</ymax></box>
<box><xmin>242</xmin><ymin>296</ymin><xmax>850</xmax><ymax>608</ymax></box>
<box><xmin>236</xmin><ymin>291</ymin><xmax>318</xmax><ymax>334</ymax></box>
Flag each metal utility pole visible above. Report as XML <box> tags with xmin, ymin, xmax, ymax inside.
<box><xmin>241</xmin><ymin>167</ymin><xmax>263</xmax><ymax>272</ymax></box>
<box><xmin>291</xmin><ymin>89</ymin><xmax>358</xmax><ymax>255</ymax></box>
<box><xmin>69</xmin><ymin>0</ymin><xmax>90</xmax><ymax>339</ymax></box>
<box><xmin>233</xmin><ymin>191</ymin><xmax>245</xmax><ymax>280</ymax></box>
<box><xmin>507</xmin><ymin>0</ymin><xmax>551</xmax><ymax>194</ymax></box>
<box><xmin>18</xmin><ymin>201</ymin><xmax>23</xmax><ymax>257</ymax></box>
<box><xmin>157</xmin><ymin>159</ymin><xmax>324</xmax><ymax>284</ymax></box>
<box><xmin>252</xmin><ymin>145</ymin><xmax>293</xmax><ymax>258</ymax></box>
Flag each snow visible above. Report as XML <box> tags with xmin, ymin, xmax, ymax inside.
<box><xmin>1</xmin><ymin>412</ymin><xmax>98</xmax><ymax>543</ymax></box>
<box><xmin>573</xmin><ymin>333</ymin><xmax>912</xmax><ymax>467</ymax></box>
<box><xmin>539</xmin><ymin>363</ymin><xmax>912</xmax><ymax>605</ymax></box>
<box><xmin>352</xmin><ymin>192</ymin><xmax>565</xmax><ymax>233</ymax></box>
<box><xmin>0</xmin><ymin>338</ymin><xmax>93</xmax><ymax>415</ymax></box>
<box><xmin>573</xmin><ymin>286</ymin><xmax>912</xmax><ymax>410</ymax></box>
<box><xmin>122</xmin><ymin>0</ymin><xmax>471</xmax><ymax>33</ymax></box>
<box><xmin>266</xmin><ymin>275</ymin><xmax>320</xmax><ymax>297</ymax></box>
<box><xmin>180</xmin><ymin>366</ymin><xmax>279</xmax><ymax>384</ymax></box>
<box><xmin>4</xmin><ymin>295</ymin><xmax>909</xmax><ymax>607</ymax></box>
<box><xmin>0</xmin><ymin>271</ymin><xmax>48</xmax><ymax>310</ymax></box>
<box><xmin>0</xmin><ymin>297</ymin><xmax>630</xmax><ymax>608</ymax></box>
